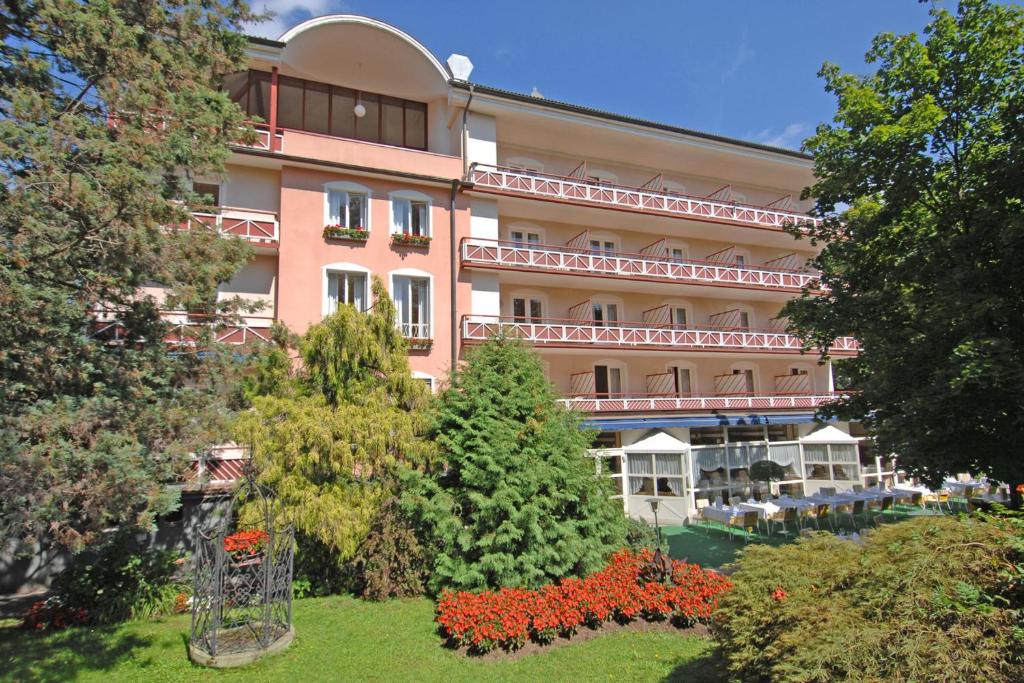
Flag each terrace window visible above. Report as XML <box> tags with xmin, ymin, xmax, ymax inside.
<box><xmin>670</xmin><ymin>366</ymin><xmax>692</xmax><ymax>396</ymax></box>
<box><xmin>225</xmin><ymin>70</ymin><xmax>428</xmax><ymax>151</ymax></box>
<box><xmin>594</xmin><ymin>364</ymin><xmax>622</xmax><ymax>397</ymax></box>
<box><xmin>589</xmin><ymin>239</ymin><xmax>616</xmax><ymax>254</ymax></box>
<box><xmin>392</xmin><ymin>195</ymin><xmax>430</xmax><ymax>237</ymax></box>
<box><xmin>592</xmin><ymin>302</ymin><xmax>619</xmax><ymax>326</ymax></box>
<box><xmin>510</xmin><ymin>229</ymin><xmax>541</xmax><ymax>245</ymax></box>
<box><xmin>671</xmin><ymin>307</ymin><xmax>688</xmax><ymax>328</ymax></box>
<box><xmin>512</xmin><ymin>296</ymin><xmax>543</xmax><ymax>322</ymax></box>
<box><xmin>732</xmin><ymin>368</ymin><xmax>755</xmax><ymax>394</ymax></box>
<box><xmin>393</xmin><ymin>275</ymin><xmax>430</xmax><ymax>339</ymax></box>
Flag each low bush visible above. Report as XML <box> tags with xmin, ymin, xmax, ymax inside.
<box><xmin>27</xmin><ymin>529</ymin><xmax>187</xmax><ymax>628</ymax></box>
<box><xmin>349</xmin><ymin>497</ymin><xmax>430</xmax><ymax>601</ymax></box>
<box><xmin>624</xmin><ymin>517</ymin><xmax>659</xmax><ymax>551</ymax></box>
<box><xmin>292</xmin><ymin>532</ymin><xmax>349</xmax><ymax>598</ymax></box>
<box><xmin>435</xmin><ymin>548</ymin><xmax>731</xmax><ymax>654</ymax></box>
<box><xmin>711</xmin><ymin>514</ymin><xmax>1024</xmax><ymax>683</ymax></box>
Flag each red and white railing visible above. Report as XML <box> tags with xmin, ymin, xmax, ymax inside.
<box><xmin>461</xmin><ymin>315</ymin><xmax>859</xmax><ymax>355</ymax></box>
<box><xmin>560</xmin><ymin>393</ymin><xmax>841</xmax><ymax>413</ymax></box>
<box><xmin>460</xmin><ymin>239</ymin><xmax>817</xmax><ymax>291</ymax></box>
<box><xmin>235</xmin><ymin>124</ymin><xmax>284</xmax><ymax>153</ymax></box>
<box><xmin>469</xmin><ymin>164</ymin><xmax>821</xmax><ymax>231</ymax></box>
<box><xmin>189</xmin><ymin>445</ymin><xmax>249</xmax><ymax>484</ymax></box>
<box><xmin>91</xmin><ymin>312</ymin><xmax>274</xmax><ymax>347</ymax></box>
<box><xmin>175</xmin><ymin>208</ymin><xmax>279</xmax><ymax>246</ymax></box>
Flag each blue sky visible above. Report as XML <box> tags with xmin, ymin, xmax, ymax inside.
<box><xmin>248</xmin><ymin>1</ymin><xmax>980</xmax><ymax>150</ymax></box>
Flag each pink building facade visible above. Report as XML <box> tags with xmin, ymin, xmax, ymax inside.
<box><xmin>194</xmin><ymin>15</ymin><xmax>870</xmax><ymax>520</ymax></box>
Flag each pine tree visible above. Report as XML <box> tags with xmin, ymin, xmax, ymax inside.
<box><xmin>236</xmin><ymin>277</ymin><xmax>436</xmax><ymax>561</ymax></box>
<box><xmin>402</xmin><ymin>337</ymin><xmax>626</xmax><ymax>593</ymax></box>
<box><xmin>0</xmin><ymin>0</ymin><xmax>260</xmax><ymax>549</ymax></box>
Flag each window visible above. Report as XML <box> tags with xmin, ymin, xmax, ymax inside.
<box><xmin>670</xmin><ymin>247</ymin><xmax>687</xmax><ymax>262</ymax></box>
<box><xmin>735</xmin><ymin>310</ymin><xmax>751</xmax><ymax>329</ymax></box>
<box><xmin>512</xmin><ymin>297</ymin><xmax>543</xmax><ymax>322</ymax></box>
<box><xmin>732</xmin><ymin>368</ymin><xmax>755</xmax><ymax>394</ymax></box>
<box><xmin>326</xmin><ymin>271</ymin><xmax>366</xmax><ymax>314</ymax></box>
<box><xmin>791</xmin><ymin>367</ymin><xmax>808</xmax><ymax>376</ymax></box>
<box><xmin>734</xmin><ymin>254</ymin><xmax>746</xmax><ymax>266</ymax></box>
<box><xmin>224</xmin><ymin>70</ymin><xmax>428</xmax><ymax>150</ymax></box>
<box><xmin>510</xmin><ymin>229</ymin><xmax>541</xmax><ymax>245</ymax></box>
<box><xmin>671</xmin><ymin>366</ymin><xmax>692</xmax><ymax>396</ymax></box>
<box><xmin>592</xmin><ymin>302</ymin><xmax>619</xmax><ymax>326</ymax></box>
<box><xmin>393</xmin><ymin>198</ymin><xmax>430</xmax><ymax>236</ymax></box>
<box><xmin>690</xmin><ymin>427</ymin><xmax>725</xmax><ymax>446</ymax></box>
<box><xmin>594</xmin><ymin>364</ymin><xmax>622</xmax><ymax>397</ymax></box>
<box><xmin>627</xmin><ymin>454</ymin><xmax>655</xmax><ymax>496</ymax></box>
<box><xmin>589</xmin><ymin>239</ymin><xmax>615</xmax><ymax>254</ymax></box>
<box><xmin>193</xmin><ymin>182</ymin><xmax>220</xmax><ymax>207</ymax></box>
<box><xmin>671</xmin><ymin>307</ymin><xmax>688</xmax><ymax>328</ymax></box>
<box><xmin>393</xmin><ymin>275</ymin><xmax>430</xmax><ymax>338</ymax></box>
<box><xmin>328</xmin><ymin>189</ymin><xmax>368</xmax><ymax>229</ymax></box>
<box><xmin>767</xmin><ymin>424</ymin><xmax>799</xmax><ymax>442</ymax></box>
<box><xmin>412</xmin><ymin>372</ymin><xmax>435</xmax><ymax>392</ymax></box>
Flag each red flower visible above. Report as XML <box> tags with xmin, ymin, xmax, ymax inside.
<box><xmin>771</xmin><ymin>587</ymin><xmax>788</xmax><ymax>602</ymax></box>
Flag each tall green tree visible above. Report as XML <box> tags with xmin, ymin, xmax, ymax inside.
<box><xmin>785</xmin><ymin>0</ymin><xmax>1024</xmax><ymax>490</ymax></box>
<box><xmin>0</xmin><ymin>1</ymin><xmax>260</xmax><ymax>548</ymax></box>
<box><xmin>235</xmin><ymin>277</ymin><xmax>436</xmax><ymax>562</ymax></box>
<box><xmin>402</xmin><ymin>337</ymin><xmax>626</xmax><ymax>593</ymax></box>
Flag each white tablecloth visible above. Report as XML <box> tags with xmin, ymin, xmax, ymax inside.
<box><xmin>701</xmin><ymin>506</ymin><xmax>739</xmax><ymax>524</ymax></box>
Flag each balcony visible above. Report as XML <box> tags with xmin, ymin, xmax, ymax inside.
<box><xmin>559</xmin><ymin>393</ymin><xmax>840</xmax><ymax>414</ymax></box>
<box><xmin>175</xmin><ymin>208</ymin><xmax>279</xmax><ymax>249</ymax></box>
<box><xmin>461</xmin><ymin>315</ymin><xmax>859</xmax><ymax>355</ymax></box>
<box><xmin>91</xmin><ymin>312</ymin><xmax>274</xmax><ymax>347</ymax></box>
<box><xmin>461</xmin><ymin>238</ymin><xmax>818</xmax><ymax>292</ymax></box>
<box><xmin>469</xmin><ymin>164</ymin><xmax>821</xmax><ymax>232</ymax></box>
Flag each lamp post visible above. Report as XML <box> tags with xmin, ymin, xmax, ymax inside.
<box><xmin>645</xmin><ymin>497</ymin><xmax>663</xmax><ymax>551</ymax></box>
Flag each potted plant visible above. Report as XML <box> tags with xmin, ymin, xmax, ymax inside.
<box><xmin>407</xmin><ymin>337</ymin><xmax>433</xmax><ymax>350</ymax></box>
<box><xmin>323</xmin><ymin>224</ymin><xmax>369</xmax><ymax>241</ymax></box>
<box><xmin>223</xmin><ymin>529</ymin><xmax>269</xmax><ymax>565</ymax></box>
<box><xmin>392</xmin><ymin>232</ymin><xmax>431</xmax><ymax>247</ymax></box>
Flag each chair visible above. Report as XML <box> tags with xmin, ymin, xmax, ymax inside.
<box><xmin>955</xmin><ymin>486</ymin><xmax>975</xmax><ymax>512</ymax></box>
<box><xmin>729</xmin><ymin>510</ymin><xmax>760</xmax><ymax>543</ymax></box>
<box><xmin>929</xmin><ymin>489</ymin><xmax>953</xmax><ymax>514</ymax></box>
<box><xmin>807</xmin><ymin>503</ymin><xmax>832</xmax><ymax>531</ymax></box>
<box><xmin>763</xmin><ymin>506</ymin><xmax>798</xmax><ymax>537</ymax></box>
<box><xmin>872</xmin><ymin>496</ymin><xmax>895</xmax><ymax>526</ymax></box>
<box><xmin>841</xmin><ymin>499</ymin><xmax>868</xmax><ymax>530</ymax></box>
<box><xmin>908</xmin><ymin>492</ymin><xmax>924</xmax><ymax>510</ymax></box>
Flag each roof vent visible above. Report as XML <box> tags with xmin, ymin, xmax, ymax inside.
<box><xmin>447</xmin><ymin>53</ymin><xmax>473</xmax><ymax>80</ymax></box>
<box><xmin>530</xmin><ymin>86</ymin><xmax>544</xmax><ymax>99</ymax></box>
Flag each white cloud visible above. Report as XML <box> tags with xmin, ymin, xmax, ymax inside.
<box><xmin>752</xmin><ymin>123</ymin><xmax>809</xmax><ymax>150</ymax></box>
<box><xmin>721</xmin><ymin>30</ymin><xmax>754</xmax><ymax>83</ymax></box>
<box><xmin>246</xmin><ymin>0</ymin><xmax>348</xmax><ymax>40</ymax></box>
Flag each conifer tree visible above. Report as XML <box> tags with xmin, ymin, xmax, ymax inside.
<box><xmin>402</xmin><ymin>337</ymin><xmax>626</xmax><ymax>593</ymax></box>
<box><xmin>0</xmin><ymin>0</ymin><xmax>260</xmax><ymax>548</ymax></box>
<box><xmin>236</xmin><ymin>277</ymin><xmax>436</xmax><ymax>560</ymax></box>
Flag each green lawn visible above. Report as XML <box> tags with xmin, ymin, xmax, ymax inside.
<box><xmin>0</xmin><ymin>596</ymin><xmax>719</xmax><ymax>682</ymax></box>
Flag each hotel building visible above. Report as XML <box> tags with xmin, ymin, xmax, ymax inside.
<box><xmin>184</xmin><ymin>15</ymin><xmax>873</xmax><ymax>523</ymax></box>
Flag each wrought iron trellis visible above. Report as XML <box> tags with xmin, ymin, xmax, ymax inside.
<box><xmin>189</xmin><ymin>465</ymin><xmax>294</xmax><ymax>663</ymax></box>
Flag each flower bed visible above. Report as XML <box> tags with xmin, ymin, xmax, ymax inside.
<box><xmin>435</xmin><ymin>549</ymin><xmax>731</xmax><ymax>654</ymax></box>
<box><xmin>392</xmin><ymin>233</ymin><xmax>431</xmax><ymax>247</ymax></box>
<box><xmin>323</xmin><ymin>225</ymin><xmax>369</xmax><ymax>241</ymax></box>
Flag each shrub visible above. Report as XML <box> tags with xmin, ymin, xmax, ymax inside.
<box><xmin>292</xmin><ymin>532</ymin><xmax>349</xmax><ymax>598</ymax></box>
<box><xmin>435</xmin><ymin>548</ymin><xmax>731</xmax><ymax>654</ymax></box>
<box><xmin>711</xmin><ymin>514</ymin><xmax>1024</xmax><ymax>682</ymax></box>
<box><xmin>349</xmin><ymin>497</ymin><xmax>430</xmax><ymax>601</ymax></box>
<box><xmin>44</xmin><ymin>529</ymin><xmax>187</xmax><ymax>626</ymax></box>
<box><xmin>624</xmin><ymin>517</ymin><xmax>659</xmax><ymax>551</ymax></box>
<box><xmin>403</xmin><ymin>337</ymin><xmax>626</xmax><ymax>593</ymax></box>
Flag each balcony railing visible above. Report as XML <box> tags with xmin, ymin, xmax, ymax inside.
<box><xmin>461</xmin><ymin>315</ymin><xmax>860</xmax><ymax>355</ymax></box>
<box><xmin>460</xmin><ymin>239</ymin><xmax>818</xmax><ymax>291</ymax></box>
<box><xmin>560</xmin><ymin>393</ymin><xmax>841</xmax><ymax>413</ymax></box>
<box><xmin>91</xmin><ymin>313</ymin><xmax>274</xmax><ymax>346</ymax></box>
<box><xmin>175</xmin><ymin>209</ymin><xmax>279</xmax><ymax>247</ymax></box>
<box><xmin>469</xmin><ymin>164</ymin><xmax>821</xmax><ymax>232</ymax></box>
<box><xmin>234</xmin><ymin>124</ymin><xmax>284</xmax><ymax>153</ymax></box>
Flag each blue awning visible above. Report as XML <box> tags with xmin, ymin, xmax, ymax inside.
<box><xmin>582</xmin><ymin>413</ymin><xmax>829</xmax><ymax>431</ymax></box>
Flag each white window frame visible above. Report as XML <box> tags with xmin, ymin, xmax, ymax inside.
<box><xmin>321</xmin><ymin>262</ymin><xmax>372</xmax><ymax>317</ymax></box>
<box><xmin>666</xmin><ymin>240</ymin><xmax>690</xmax><ymax>262</ymax></box>
<box><xmin>389</xmin><ymin>268</ymin><xmax>434</xmax><ymax>340</ymax></box>
<box><xmin>507</xmin><ymin>222</ymin><xmax>545</xmax><ymax>245</ymax></box>
<box><xmin>724</xmin><ymin>302</ymin><xmax>755</xmax><ymax>330</ymax></box>
<box><xmin>666</xmin><ymin>360</ymin><xmax>698</xmax><ymax>397</ymax></box>
<box><xmin>389</xmin><ymin>189</ymin><xmax>433</xmax><ymax>237</ymax></box>
<box><xmin>591</xmin><ymin>295</ymin><xmax>624</xmax><ymax>326</ymax></box>
<box><xmin>411</xmin><ymin>370</ymin><xmax>435</xmax><ymax>393</ymax></box>
<box><xmin>732</xmin><ymin>247</ymin><xmax>752</xmax><ymax>267</ymax></box>
<box><xmin>508</xmin><ymin>289</ymin><xmax>547</xmax><ymax>322</ymax></box>
<box><xmin>324</xmin><ymin>181</ymin><xmax>372</xmax><ymax>231</ymax></box>
<box><xmin>729</xmin><ymin>362</ymin><xmax>759</xmax><ymax>394</ymax></box>
<box><xmin>588</xmin><ymin>231</ymin><xmax>618</xmax><ymax>254</ymax></box>
<box><xmin>505</xmin><ymin>156</ymin><xmax>545</xmax><ymax>173</ymax></box>
<box><xmin>663</xmin><ymin>298</ymin><xmax>694</xmax><ymax>329</ymax></box>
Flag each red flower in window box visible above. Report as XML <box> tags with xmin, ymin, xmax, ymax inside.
<box><xmin>407</xmin><ymin>337</ymin><xmax>433</xmax><ymax>350</ymax></box>
<box><xmin>392</xmin><ymin>233</ymin><xmax>431</xmax><ymax>247</ymax></box>
<box><xmin>323</xmin><ymin>225</ymin><xmax>369</xmax><ymax>241</ymax></box>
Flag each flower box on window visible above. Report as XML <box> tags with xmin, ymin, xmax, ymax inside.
<box><xmin>392</xmin><ymin>233</ymin><xmax>431</xmax><ymax>248</ymax></box>
<box><xmin>407</xmin><ymin>337</ymin><xmax>433</xmax><ymax>350</ymax></box>
<box><xmin>323</xmin><ymin>225</ymin><xmax>369</xmax><ymax>241</ymax></box>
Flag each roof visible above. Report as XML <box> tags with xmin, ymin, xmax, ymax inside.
<box><xmin>247</xmin><ymin>34</ymin><xmax>285</xmax><ymax>48</ymax></box>
<box><xmin>800</xmin><ymin>425</ymin><xmax>861</xmax><ymax>444</ymax></box>
<box><xmin>450</xmin><ymin>80</ymin><xmax>813</xmax><ymax>161</ymax></box>
<box><xmin>624</xmin><ymin>429</ymin><xmax>689</xmax><ymax>452</ymax></box>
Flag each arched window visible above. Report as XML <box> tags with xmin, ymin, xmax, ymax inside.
<box><xmin>390</xmin><ymin>190</ymin><xmax>432</xmax><ymax>237</ymax></box>
<box><xmin>321</xmin><ymin>262</ymin><xmax>371</xmax><ymax>316</ymax></box>
<box><xmin>324</xmin><ymin>181</ymin><xmax>372</xmax><ymax>231</ymax></box>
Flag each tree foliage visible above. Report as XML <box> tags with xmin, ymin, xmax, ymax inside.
<box><xmin>235</xmin><ymin>277</ymin><xmax>436</xmax><ymax>563</ymax></box>
<box><xmin>0</xmin><ymin>0</ymin><xmax>260</xmax><ymax>548</ymax></box>
<box><xmin>402</xmin><ymin>337</ymin><xmax>626</xmax><ymax>593</ymax></box>
<box><xmin>785</xmin><ymin>0</ymin><xmax>1024</xmax><ymax>488</ymax></box>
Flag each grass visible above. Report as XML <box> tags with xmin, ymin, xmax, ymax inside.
<box><xmin>0</xmin><ymin>596</ymin><xmax>717</xmax><ymax>682</ymax></box>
